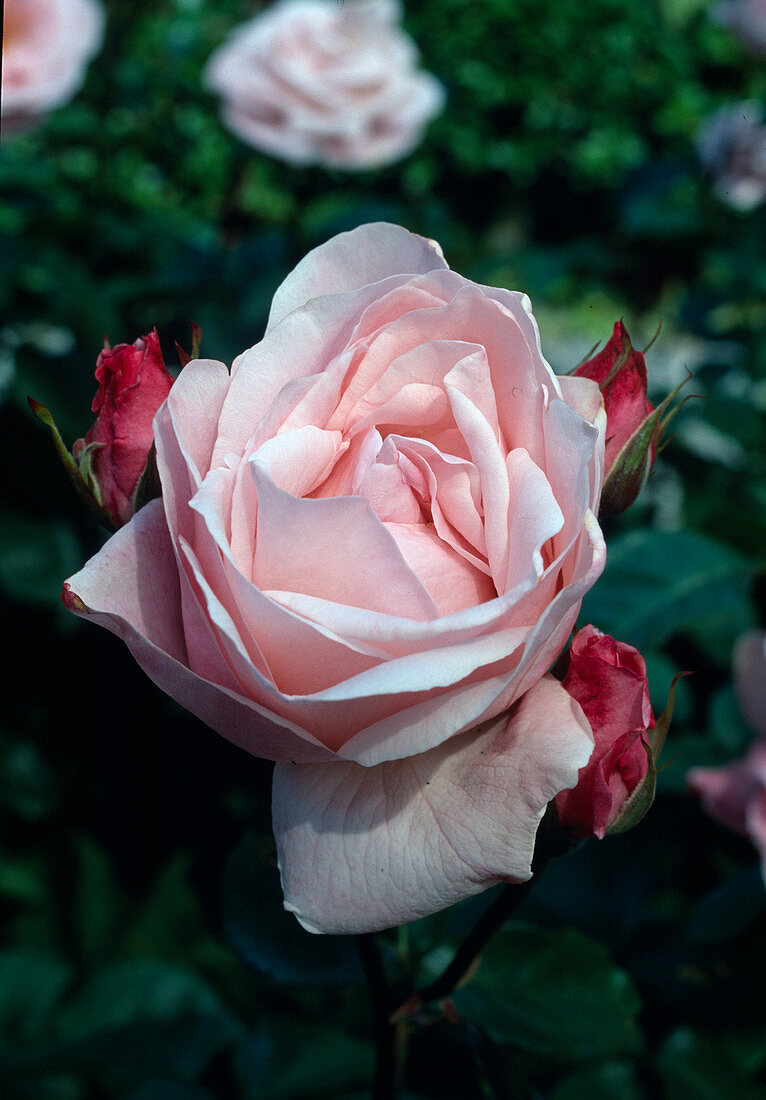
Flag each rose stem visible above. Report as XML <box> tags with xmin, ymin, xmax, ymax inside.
<box><xmin>356</xmin><ymin>932</ymin><xmax>398</xmax><ymax>1100</ymax></box>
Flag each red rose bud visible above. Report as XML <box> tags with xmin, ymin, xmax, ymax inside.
<box><xmin>555</xmin><ymin>625</ymin><xmax>680</xmax><ymax>838</ymax></box>
<box><xmin>29</xmin><ymin>329</ymin><xmax>173</xmax><ymax>529</ymax></box>
<box><xmin>574</xmin><ymin>321</ymin><xmax>689</xmax><ymax>516</ymax></box>
<box><xmin>574</xmin><ymin>321</ymin><xmax>653</xmax><ymax>470</ymax></box>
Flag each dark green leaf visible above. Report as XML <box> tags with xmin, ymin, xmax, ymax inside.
<box><xmin>0</xmin><ymin>512</ymin><xmax>81</xmax><ymax>605</ymax></box>
<box><xmin>656</xmin><ymin>1028</ymin><xmax>766</xmax><ymax>1100</ymax></box>
<box><xmin>56</xmin><ymin>959</ymin><xmax>238</xmax><ymax>1041</ymax></box>
<box><xmin>580</xmin><ymin>529</ymin><xmax>753</xmax><ymax>653</ymax></box>
<box><xmin>688</xmin><ymin>867</ymin><xmax>766</xmax><ymax>944</ymax></box>
<box><xmin>549</xmin><ymin>1060</ymin><xmax>643</xmax><ymax>1100</ymax></box>
<box><xmin>452</xmin><ymin>923</ymin><xmax>641</xmax><ymax>1060</ymax></box>
<box><xmin>0</xmin><ymin>950</ymin><xmax>71</xmax><ymax>1040</ymax></box>
<box><xmin>122</xmin><ymin>1082</ymin><xmax>216</xmax><ymax>1100</ymax></box>
<box><xmin>234</xmin><ymin>1020</ymin><xmax>374</xmax><ymax>1100</ymax></box>
<box><xmin>1</xmin><ymin>961</ymin><xmax>244</xmax><ymax>1091</ymax></box>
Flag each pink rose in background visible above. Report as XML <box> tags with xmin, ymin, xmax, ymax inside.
<box><xmin>73</xmin><ymin>331</ymin><xmax>174</xmax><ymax>528</ymax></box>
<box><xmin>1</xmin><ymin>0</ymin><xmax>105</xmax><ymax>135</ymax></box>
<box><xmin>689</xmin><ymin>631</ymin><xmax>766</xmax><ymax>880</ymax></box>
<box><xmin>555</xmin><ymin>626</ymin><xmax>655</xmax><ymax>839</ymax></box>
<box><xmin>64</xmin><ymin>222</ymin><xmax>607</xmax><ymax>933</ymax></box>
<box><xmin>731</xmin><ymin>629</ymin><xmax>766</xmax><ymax>737</ymax></box>
<box><xmin>714</xmin><ymin>0</ymin><xmax>766</xmax><ymax>56</ymax></box>
<box><xmin>203</xmin><ymin>0</ymin><xmax>445</xmax><ymax>169</ymax></box>
<box><xmin>696</xmin><ymin>102</ymin><xmax>766</xmax><ymax>212</ymax></box>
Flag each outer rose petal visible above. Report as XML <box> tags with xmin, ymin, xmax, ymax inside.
<box><xmin>267</xmin><ymin>223</ymin><xmax>448</xmax><ymax>330</ymax></box>
<box><xmin>272</xmin><ymin>675</ymin><xmax>593</xmax><ymax>934</ymax></box>
<box><xmin>63</xmin><ymin>499</ymin><xmax>335</xmax><ymax>765</ymax></box>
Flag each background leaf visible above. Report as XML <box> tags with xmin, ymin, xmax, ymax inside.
<box><xmin>453</xmin><ymin>923</ymin><xmax>641</xmax><ymax>1060</ymax></box>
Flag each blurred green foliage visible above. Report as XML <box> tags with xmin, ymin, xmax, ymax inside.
<box><xmin>2</xmin><ymin>0</ymin><xmax>766</xmax><ymax>1096</ymax></box>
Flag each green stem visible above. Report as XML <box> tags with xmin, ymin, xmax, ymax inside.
<box><xmin>356</xmin><ymin>932</ymin><xmax>398</xmax><ymax>1100</ymax></box>
<box><xmin>394</xmin><ymin>820</ymin><xmax>583</xmax><ymax>1018</ymax></box>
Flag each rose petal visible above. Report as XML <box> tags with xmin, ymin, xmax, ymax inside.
<box><xmin>63</xmin><ymin>500</ymin><xmax>333</xmax><ymax>763</ymax></box>
<box><xmin>249</xmin><ymin>460</ymin><xmax>438</xmax><ymax>619</ymax></box>
<box><xmin>267</xmin><ymin>223</ymin><xmax>447</xmax><ymax>330</ymax></box>
<box><xmin>272</xmin><ymin>674</ymin><xmax>593</xmax><ymax>933</ymax></box>
<box><xmin>383</xmin><ymin>521</ymin><xmax>496</xmax><ymax>615</ymax></box>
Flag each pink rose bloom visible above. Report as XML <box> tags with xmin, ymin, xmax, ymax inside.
<box><xmin>714</xmin><ymin>0</ymin><xmax>766</xmax><ymax>56</ymax></box>
<box><xmin>73</xmin><ymin>330</ymin><xmax>174</xmax><ymax>528</ymax></box>
<box><xmin>689</xmin><ymin>631</ymin><xmax>766</xmax><ymax>879</ymax></box>
<box><xmin>203</xmin><ymin>0</ymin><xmax>445</xmax><ymax>169</ymax></box>
<box><xmin>696</xmin><ymin>102</ymin><xmax>766</xmax><ymax>212</ymax></box>
<box><xmin>555</xmin><ymin>626</ymin><xmax>655</xmax><ymax>839</ymax></box>
<box><xmin>64</xmin><ymin>223</ymin><xmax>607</xmax><ymax>933</ymax></box>
<box><xmin>1</xmin><ymin>0</ymin><xmax>105</xmax><ymax>135</ymax></box>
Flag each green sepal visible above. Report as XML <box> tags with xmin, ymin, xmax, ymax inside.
<box><xmin>175</xmin><ymin>322</ymin><xmax>203</xmax><ymax>368</ymax></box>
<box><xmin>190</xmin><ymin>321</ymin><xmax>202</xmax><ymax>359</ymax></box>
<box><xmin>600</xmin><ymin>371</ymin><xmax>692</xmax><ymax>517</ymax></box>
<box><xmin>27</xmin><ymin>397</ymin><xmax>115</xmax><ymax>530</ymax></box>
<box><xmin>74</xmin><ymin>440</ymin><xmax>105</xmax><ymax>506</ymax></box>
<box><xmin>132</xmin><ymin>441</ymin><xmax>162</xmax><ymax>514</ymax></box>
<box><xmin>605</xmin><ymin>739</ymin><xmax>657</xmax><ymax>836</ymax></box>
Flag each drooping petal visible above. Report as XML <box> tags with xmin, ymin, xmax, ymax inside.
<box><xmin>272</xmin><ymin>674</ymin><xmax>593</xmax><ymax>933</ymax></box>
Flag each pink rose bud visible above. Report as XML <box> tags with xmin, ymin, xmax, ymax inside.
<box><xmin>29</xmin><ymin>329</ymin><xmax>173</xmax><ymax>529</ymax></box>
<box><xmin>574</xmin><ymin>321</ymin><xmax>689</xmax><ymax>515</ymax></box>
<box><xmin>555</xmin><ymin>625</ymin><xmax>656</xmax><ymax>838</ymax></box>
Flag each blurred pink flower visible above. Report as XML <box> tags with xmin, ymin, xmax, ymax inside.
<box><xmin>732</xmin><ymin>629</ymin><xmax>766</xmax><ymax>737</ymax></box>
<box><xmin>714</xmin><ymin>0</ymin><xmax>766</xmax><ymax>56</ymax></box>
<box><xmin>1</xmin><ymin>0</ymin><xmax>105</xmax><ymax>135</ymax></box>
<box><xmin>696</xmin><ymin>102</ymin><xmax>766</xmax><ymax>211</ymax></box>
<box><xmin>204</xmin><ymin>0</ymin><xmax>445</xmax><ymax>169</ymax></box>
<box><xmin>688</xmin><ymin>631</ymin><xmax>766</xmax><ymax>879</ymax></box>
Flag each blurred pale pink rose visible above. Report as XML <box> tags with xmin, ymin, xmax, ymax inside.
<box><xmin>696</xmin><ymin>102</ymin><xmax>766</xmax><ymax>211</ymax></box>
<box><xmin>714</xmin><ymin>0</ymin><xmax>766</xmax><ymax>56</ymax></box>
<box><xmin>203</xmin><ymin>0</ymin><xmax>445</xmax><ymax>169</ymax></box>
<box><xmin>64</xmin><ymin>222</ymin><xmax>607</xmax><ymax>933</ymax></box>
<box><xmin>1</xmin><ymin>0</ymin><xmax>105</xmax><ymax>135</ymax></box>
<box><xmin>732</xmin><ymin>629</ymin><xmax>766</xmax><ymax>737</ymax></box>
<box><xmin>688</xmin><ymin>631</ymin><xmax>766</xmax><ymax>880</ymax></box>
